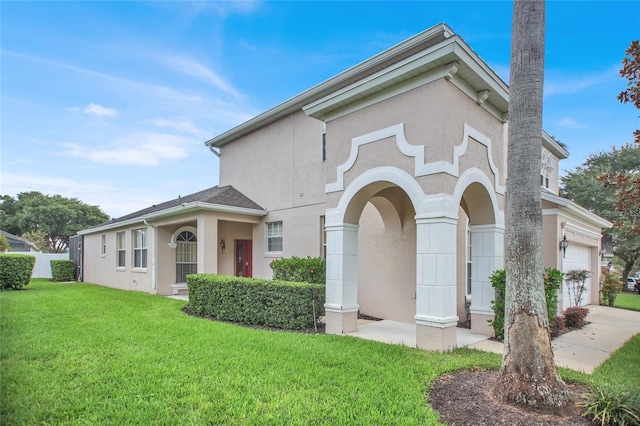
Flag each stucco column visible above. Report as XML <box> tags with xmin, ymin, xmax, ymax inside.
<box><xmin>324</xmin><ymin>223</ymin><xmax>359</xmax><ymax>334</ymax></box>
<box><xmin>469</xmin><ymin>224</ymin><xmax>504</xmax><ymax>336</ymax></box>
<box><xmin>197</xmin><ymin>214</ymin><xmax>218</xmax><ymax>274</ymax></box>
<box><xmin>414</xmin><ymin>217</ymin><xmax>458</xmax><ymax>351</ymax></box>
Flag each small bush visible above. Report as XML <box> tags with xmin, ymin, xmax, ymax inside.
<box><xmin>579</xmin><ymin>384</ymin><xmax>640</xmax><ymax>426</ymax></box>
<box><xmin>550</xmin><ymin>316</ymin><xmax>566</xmax><ymax>337</ymax></box>
<box><xmin>50</xmin><ymin>259</ymin><xmax>75</xmax><ymax>282</ymax></box>
<box><xmin>488</xmin><ymin>269</ymin><xmax>506</xmax><ymax>340</ymax></box>
<box><xmin>270</xmin><ymin>257</ymin><xmax>326</xmax><ymax>284</ymax></box>
<box><xmin>0</xmin><ymin>254</ymin><xmax>36</xmax><ymax>290</ymax></box>
<box><xmin>187</xmin><ymin>274</ymin><xmax>325</xmax><ymax>330</ymax></box>
<box><xmin>600</xmin><ymin>272</ymin><xmax>623</xmax><ymax>306</ymax></box>
<box><xmin>564</xmin><ymin>306</ymin><xmax>589</xmax><ymax>329</ymax></box>
<box><xmin>565</xmin><ymin>268</ymin><xmax>591</xmax><ymax>307</ymax></box>
<box><xmin>489</xmin><ymin>268</ymin><xmax>562</xmax><ymax>341</ymax></box>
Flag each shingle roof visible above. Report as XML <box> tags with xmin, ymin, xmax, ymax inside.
<box><xmin>104</xmin><ymin>185</ymin><xmax>264</xmax><ymax>225</ymax></box>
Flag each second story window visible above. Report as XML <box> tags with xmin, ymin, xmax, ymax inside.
<box><xmin>267</xmin><ymin>221</ymin><xmax>283</xmax><ymax>252</ymax></box>
<box><xmin>541</xmin><ymin>149</ymin><xmax>553</xmax><ymax>189</ymax></box>
<box><xmin>321</xmin><ymin>122</ymin><xmax>327</xmax><ymax>162</ymax></box>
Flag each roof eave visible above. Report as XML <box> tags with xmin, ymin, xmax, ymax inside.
<box><xmin>541</xmin><ymin>192</ymin><xmax>612</xmax><ymax>229</ymax></box>
<box><xmin>204</xmin><ymin>23</ymin><xmax>456</xmax><ymax>148</ymax></box>
<box><xmin>78</xmin><ymin>202</ymin><xmax>266</xmax><ymax>235</ymax></box>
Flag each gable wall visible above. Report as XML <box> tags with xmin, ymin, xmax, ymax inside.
<box><xmin>325</xmin><ymin>79</ymin><xmax>506</xmax><ymax>204</ymax></box>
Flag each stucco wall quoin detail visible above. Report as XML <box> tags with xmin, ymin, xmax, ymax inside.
<box><xmin>325</xmin><ymin>123</ymin><xmax>505</xmax><ymax>195</ymax></box>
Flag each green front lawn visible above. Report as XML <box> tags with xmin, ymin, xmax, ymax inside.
<box><xmin>614</xmin><ymin>292</ymin><xmax>640</xmax><ymax>311</ymax></box>
<box><xmin>0</xmin><ymin>280</ymin><xmax>636</xmax><ymax>424</ymax></box>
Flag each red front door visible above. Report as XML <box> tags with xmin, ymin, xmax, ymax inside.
<box><xmin>235</xmin><ymin>240</ymin><xmax>252</xmax><ymax>277</ymax></box>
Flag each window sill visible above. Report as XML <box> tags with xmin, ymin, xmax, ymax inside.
<box><xmin>132</xmin><ymin>268</ymin><xmax>147</xmax><ymax>273</ymax></box>
<box><xmin>116</xmin><ymin>267</ymin><xmax>125</xmax><ymax>272</ymax></box>
<box><xmin>264</xmin><ymin>251</ymin><xmax>283</xmax><ymax>258</ymax></box>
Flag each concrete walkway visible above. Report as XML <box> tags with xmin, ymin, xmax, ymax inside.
<box><xmin>347</xmin><ymin>305</ymin><xmax>639</xmax><ymax>373</ymax></box>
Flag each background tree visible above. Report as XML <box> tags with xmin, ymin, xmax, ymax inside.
<box><xmin>618</xmin><ymin>40</ymin><xmax>640</xmax><ymax>144</ymax></box>
<box><xmin>0</xmin><ymin>192</ymin><xmax>109</xmax><ymax>253</ymax></box>
<box><xmin>493</xmin><ymin>0</ymin><xmax>569</xmax><ymax>411</ymax></box>
<box><xmin>0</xmin><ymin>235</ymin><xmax>10</xmax><ymax>252</ymax></box>
<box><xmin>561</xmin><ymin>143</ymin><xmax>640</xmax><ymax>279</ymax></box>
<box><xmin>19</xmin><ymin>229</ymin><xmax>49</xmax><ymax>253</ymax></box>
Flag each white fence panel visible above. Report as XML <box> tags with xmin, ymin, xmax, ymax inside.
<box><xmin>11</xmin><ymin>252</ymin><xmax>70</xmax><ymax>279</ymax></box>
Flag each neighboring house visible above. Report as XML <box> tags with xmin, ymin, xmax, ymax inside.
<box><xmin>78</xmin><ymin>24</ymin><xmax>611</xmax><ymax>351</ymax></box>
<box><xmin>0</xmin><ymin>230</ymin><xmax>37</xmax><ymax>252</ymax></box>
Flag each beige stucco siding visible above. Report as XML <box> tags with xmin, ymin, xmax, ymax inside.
<box><xmin>325</xmin><ymin>79</ymin><xmax>505</xmax><ymax>201</ymax></box>
<box><xmin>219</xmin><ymin>110</ymin><xmax>326</xmax><ymax>211</ymax></box>
<box><xmin>83</xmin><ymin>225</ymin><xmax>154</xmax><ymax>294</ymax></box>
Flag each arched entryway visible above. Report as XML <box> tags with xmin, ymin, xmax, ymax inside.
<box><xmin>453</xmin><ymin>169</ymin><xmax>504</xmax><ymax>336</ymax></box>
<box><xmin>325</xmin><ymin>166</ymin><xmax>504</xmax><ymax>350</ymax></box>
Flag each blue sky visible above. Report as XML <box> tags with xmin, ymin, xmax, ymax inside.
<box><xmin>2</xmin><ymin>1</ymin><xmax>638</xmax><ymax>218</ymax></box>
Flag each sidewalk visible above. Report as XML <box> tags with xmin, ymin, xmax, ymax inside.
<box><xmin>349</xmin><ymin>305</ymin><xmax>640</xmax><ymax>373</ymax></box>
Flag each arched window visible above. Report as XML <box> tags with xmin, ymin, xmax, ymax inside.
<box><xmin>176</xmin><ymin>231</ymin><xmax>197</xmax><ymax>283</ymax></box>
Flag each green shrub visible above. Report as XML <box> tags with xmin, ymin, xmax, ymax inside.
<box><xmin>489</xmin><ymin>268</ymin><xmax>563</xmax><ymax>341</ymax></box>
<box><xmin>50</xmin><ymin>259</ymin><xmax>75</xmax><ymax>282</ymax></box>
<box><xmin>187</xmin><ymin>274</ymin><xmax>325</xmax><ymax>330</ymax></box>
<box><xmin>0</xmin><ymin>254</ymin><xmax>36</xmax><ymax>290</ymax></box>
<box><xmin>579</xmin><ymin>384</ymin><xmax>640</xmax><ymax>426</ymax></box>
<box><xmin>601</xmin><ymin>272</ymin><xmax>622</xmax><ymax>306</ymax></box>
<box><xmin>270</xmin><ymin>257</ymin><xmax>326</xmax><ymax>284</ymax></box>
<box><xmin>564</xmin><ymin>306</ymin><xmax>589</xmax><ymax>329</ymax></box>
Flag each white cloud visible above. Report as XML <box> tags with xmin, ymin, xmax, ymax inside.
<box><xmin>83</xmin><ymin>103</ymin><xmax>118</xmax><ymax>117</ymax></box>
<box><xmin>59</xmin><ymin>132</ymin><xmax>194</xmax><ymax>166</ymax></box>
<box><xmin>556</xmin><ymin>117</ymin><xmax>586</xmax><ymax>129</ymax></box>
<box><xmin>160</xmin><ymin>54</ymin><xmax>239</xmax><ymax>97</ymax></box>
<box><xmin>0</xmin><ymin>172</ymin><xmax>166</xmax><ymax>218</ymax></box>
<box><xmin>545</xmin><ymin>65</ymin><xmax>619</xmax><ymax>96</ymax></box>
<box><xmin>142</xmin><ymin>118</ymin><xmax>208</xmax><ymax>138</ymax></box>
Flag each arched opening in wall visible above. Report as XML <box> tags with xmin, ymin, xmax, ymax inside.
<box><xmin>457</xmin><ymin>182</ymin><xmax>498</xmax><ymax>333</ymax></box>
<box><xmin>350</xmin><ymin>184</ymin><xmax>417</xmax><ymax>324</ymax></box>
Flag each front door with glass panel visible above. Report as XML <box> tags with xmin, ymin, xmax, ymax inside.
<box><xmin>235</xmin><ymin>240</ymin><xmax>252</xmax><ymax>277</ymax></box>
<box><xmin>176</xmin><ymin>231</ymin><xmax>197</xmax><ymax>283</ymax></box>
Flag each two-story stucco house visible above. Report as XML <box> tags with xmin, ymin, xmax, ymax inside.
<box><xmin>78</xmin><ymin>24</ymin><xmax>611</xmax><ymax>351</ymax></box>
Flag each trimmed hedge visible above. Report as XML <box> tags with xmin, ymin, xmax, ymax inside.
<box><xmin>270</xmin><ymin>257</ymin><xmax>326</xmax><ymax>284</ymax></box>
<box><xmin>0</xmin><ymin>254</ymin><xmax>36</xmax><ymax>290</ymax></box>
<box><xmin>187</xmin><ymin>274</ymin><xmax>325</xmax><ymax>330</ymax></box>
<box><xmin>50</xmin><ymin>259</ymin><xmax>75</xmax><ymax>282</ymax></box>
<box><xmin>489</xmin><ymin>268</ymin><xmax>563</xmax><ymax>341</ymax></box>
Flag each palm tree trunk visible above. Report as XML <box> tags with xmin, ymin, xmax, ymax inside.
<box><xmin>493</xmin><ymin>0</ymin><xmax>569</xmax><ymax>412</ymax></box>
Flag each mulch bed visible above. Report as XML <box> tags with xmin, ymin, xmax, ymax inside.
<box><xmin>429</xmin><ymin>370</ymin><xmax>597</xmax><ymax>425</ymax></box>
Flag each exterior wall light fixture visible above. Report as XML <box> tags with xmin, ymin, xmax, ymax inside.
<box><xmin>559</xmin><ymin>235</ymin><xmax>569</xmax><ymax>258</ymax></box>
<box><xmin>220</xmin><ymin>239</ymin><xmax>225</xmax><ymax>254</ymax></box>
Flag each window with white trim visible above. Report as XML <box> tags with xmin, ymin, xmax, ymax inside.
<box><xmin>267</xmin><ymin>221</ymin><xmax>283</xmax><ymax>252</ymax></box>
<box><xmin>116</xmin><ymin>232</ymin><xmax>126</xmax><ymax>268</ymax></box>
<box><xmin>132</xmin><ymin>229</ymin><xmax>147</xmax><ymax>268</ymax></box>
<box><xmin>321</xmin><ymin>122</ymin><xmax>327</xmax><ymax>162</ymax></box>
<box><xmin>175</xmin><ymin>231</ymin><xmax>197</xmax><ymax>283</ymax></box>
<box><xmin>541</xmin><ymin>149</ymin><xmax>553</xmax><ymax>189</ymax></box>
<box><xmin>101</xmin><ymin>234</ymin><xmax>106</xmax><ymax>256</ymax></box>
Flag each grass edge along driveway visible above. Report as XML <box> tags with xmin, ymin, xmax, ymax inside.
<box><xmin>2</xmin><ymin>280</ymin><xmax>638</xmax><ymax>425</ymax></box>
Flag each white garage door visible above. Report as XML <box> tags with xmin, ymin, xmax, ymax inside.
<box><xmin>562</xmin><ymin>244</ymin><xmax>592</xmax><ymax>309</ymax></box>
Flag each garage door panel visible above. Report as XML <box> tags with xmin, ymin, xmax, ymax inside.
<box><xmin>562</xmin><ymin>244</ymin><xmax>591</xmax><ymax>309</ymax></box>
